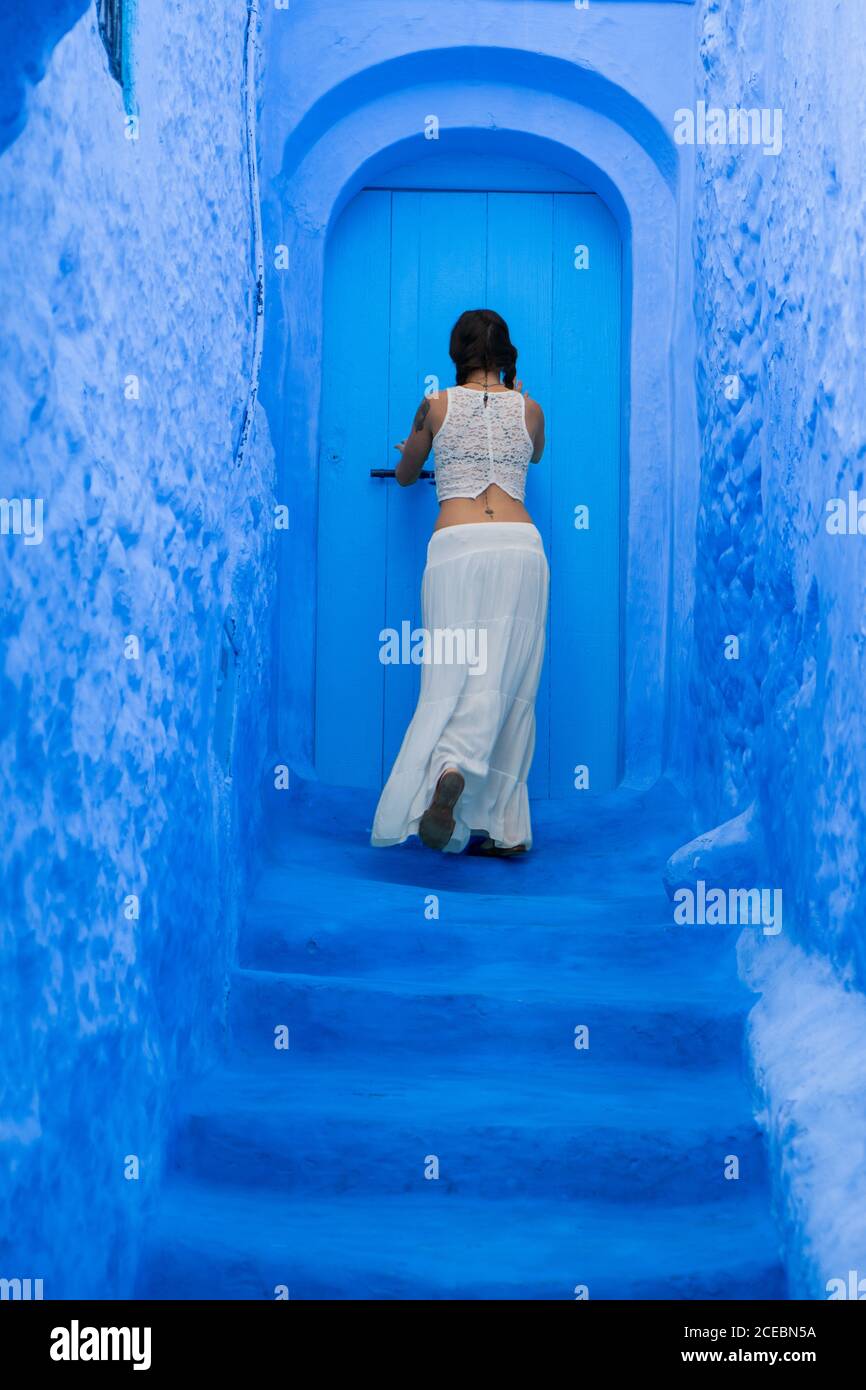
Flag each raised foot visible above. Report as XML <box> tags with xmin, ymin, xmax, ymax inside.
<box><xmin>418</xmin><ymin>769</ymin><xmax>465</xmax><ymax>850</ymax></box>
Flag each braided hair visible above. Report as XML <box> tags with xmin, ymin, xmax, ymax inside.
<box><xmin>449</xmin><ymin>309</ymin><xmax>518</xmax><ymax>389</ymax></box>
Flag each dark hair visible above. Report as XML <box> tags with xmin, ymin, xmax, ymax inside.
<box><xmin>449</xmin><ymin>309</ymin><xmax>518</xmax><ymax>389</ymax></box>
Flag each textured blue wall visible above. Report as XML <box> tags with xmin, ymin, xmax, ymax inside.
<box><xmin>0</xmin><ymin>0</ymin><xmax>90</xmax><ymax>153</ymax></box>
<box><xmin>689</xmin><ymin>0</ymin><xmax>866</xmax><ymax>1295</ymax></box>
<box><xmin>0</xmin><ymin>2</ymin><xmax>275</xmax><ymax>1296</ymax></box>
<box><xmin>692</xmin><ymin>0</ymin><xmax>866</xmax><ymax>982</ymax></box>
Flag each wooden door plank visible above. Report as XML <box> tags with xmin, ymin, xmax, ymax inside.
<box><xmin>382</xmin><ymin>191</ymin><xmax>487</xmax><ymax>780</ymax></box>
<box><xmin>315</xmin><ymin>190</ymin><xmax>392</xmax><ymax>788</ymax></box>
<box><xmin>486</xmin><ymin>192</ymin><xmax>554</xmax><ymax>799</ymax></box>
<box><xmin>549</xmin><ymin>193</ymin><xmax>622</xmax><ymax>795</ymax></box>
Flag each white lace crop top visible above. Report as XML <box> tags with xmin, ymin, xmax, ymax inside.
<box><xmin>433</xmin><ymin>386</ymin><xmax>534</xmax><ymax>503</ymax></box>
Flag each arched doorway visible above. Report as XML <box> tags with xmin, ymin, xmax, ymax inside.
<box><xmin>314</xmin><ymin>166</ymin><xmax>622</xmax><ymax>797</ymax></box>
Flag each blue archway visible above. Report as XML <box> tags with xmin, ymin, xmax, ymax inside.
<box><xmin>260</xmin><ymin>46</ymin><xmax>690</xmax><ymax>791</ymax></box>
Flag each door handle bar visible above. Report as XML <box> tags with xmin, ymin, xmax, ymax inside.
<box><xmin>370</xmin><ymin>469</ymin><xmax>435</xmax><ymax>481</ymax></box>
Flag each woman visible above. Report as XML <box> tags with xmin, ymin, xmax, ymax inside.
<box><xmin>370</xmin><ymin>309</ymin><xmax>548</xmax><ymax>857</ymax></box>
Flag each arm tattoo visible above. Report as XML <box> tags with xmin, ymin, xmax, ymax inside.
<box><xmin>413</xmin><ymin>399</ymin><xmax>431</xmax><ymax>433</ymax></box>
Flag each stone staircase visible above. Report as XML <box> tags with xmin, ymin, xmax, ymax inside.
<box><xmin>136</xmin><ymin>781</ymin><xmax>786</xmax><ymax>1300</ymax></box>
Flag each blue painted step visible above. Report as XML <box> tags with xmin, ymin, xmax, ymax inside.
<box><xmin>136</xmin><ymin>1182</ymin><xmax>786</xmax><ymax>1301</ymax></box>
<box><xmin>229</xmin><ymin>966</ymin><xmax>750</xmax><ymax>1068</ymax></box>
<box><xmin>168</xmin><ymin>1057</ymin><xmax>771</xmax><ymax>1205</ymax></box>
<box><xmin>241</xmin><ymin>866</ymin><xmax>740</xmax><ymax>976</ymax></box>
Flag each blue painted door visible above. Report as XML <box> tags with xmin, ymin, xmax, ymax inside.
<box><xmin>316</xmin><ymin>189</ymin><xmax>621</xmax><ymax>798</ymax></box>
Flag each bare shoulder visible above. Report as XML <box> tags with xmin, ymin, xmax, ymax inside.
<box><xmin>411</xmin><ymin>392</ymin><xmax>446</xmax><ymax>434</ymax></box>
<box><xmin>523</xmin><ymin>394</ymin><xmax>544</xmax><ymax>430</ymax></box>
<box><xmin>426</xmin><ymin>389</ymin><xmax>448</xmax><ymax>436</ymax></box>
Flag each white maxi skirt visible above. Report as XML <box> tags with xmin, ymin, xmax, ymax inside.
<box><xmin>371</xmin><ymin>522</ymin><xmax>549</xmax><ymax>852</ymax></box>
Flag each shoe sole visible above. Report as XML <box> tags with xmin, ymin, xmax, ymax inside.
<box><xmin>468</xmin><ymin>840</ymin><xmax>528</xmax><ymax>858</ymax></box>
<box><xmin>418</xmin><ymin>770</ymin><xmax>465</xmax><ymax>850</ymax></box>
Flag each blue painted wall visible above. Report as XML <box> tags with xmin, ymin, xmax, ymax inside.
<box><xmin>0</xmin><ymin>0</ymin><xmax>90</xmax><ymax>153</ymax></box>
<box><xmin>0</xmin><ymin>2</ymin><xmax>275</xmax><ymax>1296</ymax></box>
<box><xmin>686</xmin><ymin>0</ymin><xmax>866</xmax><ymax>1296</ymax></box>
